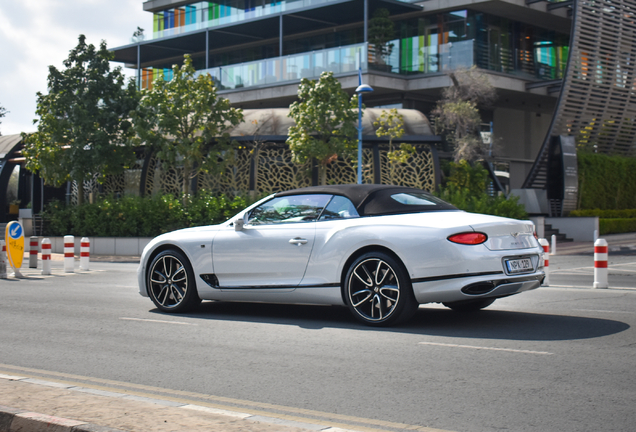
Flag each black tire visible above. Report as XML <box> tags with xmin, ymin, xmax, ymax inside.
<box><xmin>443</xmin><ymin>298</ymin><xmax>495</xmax><ymax>312</ymax></box>
<box><xmin>344</xmin><ymin>252</ymin><xmax>418</xmax><ymax>326</ymax></box>
<box><xmin>147</xmin><ymin>249</ymin><xmax>201</xmax><ymax>313</ymax></box>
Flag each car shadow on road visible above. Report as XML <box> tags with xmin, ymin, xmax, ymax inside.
<box><xmin>153</xmin><ymin>301</ymin><xmax>629</xmax><ymax>341</ymax></box>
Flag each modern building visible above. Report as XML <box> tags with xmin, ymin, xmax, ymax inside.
<box><xmin>4</xmin><ymin>0</ymin><xmax>636</xmax><ymax>225</ymax></box>
<box><xmin>109</xmin><ymin>0</ymin><xmax>636</xmax><ymax>216</ymax></box>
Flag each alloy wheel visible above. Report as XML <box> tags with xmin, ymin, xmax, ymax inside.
<box><xmin>149</xmin><ymin>253</ymin><xmax>189</xmax><ymax>309</ymax></box>
<box><xmin>347</xmin><ymin>258</ymin><xmax>401</xmax><ymax>322</ymax></box>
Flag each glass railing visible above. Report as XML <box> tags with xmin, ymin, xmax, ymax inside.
<box><xmin>139</xmin><ymin>38</ymin><xmax>563</xmax><ymax>90</ymax></box>
<box><xmin>393</xmin><ymin>39</ymin><xmax>475</xmax><ymax>74</ymax></box>
<box><xmin>196</xmin><ymin>43</ymin><xmax>367</xmax><ymax>90</ymax></box>
<box><xmin>143</xmin><ymin>0</ymin><xmax>343</xmax><ymax>42</ymax></box>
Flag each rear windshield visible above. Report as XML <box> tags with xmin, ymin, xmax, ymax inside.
<box><xmin>360</xmin><ymin>189</ymin><xmax>457</xmax><ymax>216</ymax></box>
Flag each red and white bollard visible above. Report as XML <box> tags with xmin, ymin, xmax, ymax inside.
<box><xmin>550</xmin><ymin>234</ymin><xmax>557</xmax><ymax>255</ymax></box>
<box><xmin>80</xmin><ymin>237</ymin><xmax>90</xmax><ymax>271</ymax></box>
<box><xmin>29</xmin><ymin>236</ymin><xmax>39</xmax><ymax>269</ymax></box>
<box><xmin>0</xmin><ymin>241</ymin><xmax>7</xmax><ymax>279</ymax></box>
<box><xmin>538</xmin><ymin>238</ymin><xmax>550</xmax><ymax>286</ymax></box>
<box><xmin>64</xmin><ymin>235</ymin><xmax>75</xmax><ymax>273</ymax></box>
<box><xmin>41</xmin><ymin>238</ymin><xmax>52</xmax><ymax>275</ymax></box>
<box><xmin>593</xmin><ymin>238</ymin><xmax>608</xmax><ymax>289</ymax></box>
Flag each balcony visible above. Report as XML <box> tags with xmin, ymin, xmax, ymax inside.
<box><xmin>139</xmin><ymin>39</ymin><xmax>563</xmax><ymax>90</ymax></box>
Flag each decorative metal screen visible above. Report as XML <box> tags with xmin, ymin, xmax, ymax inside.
<box><xmin>138</xmin><ymin>143</ymin><xmax>438</xmax><ymax>198</ymax></box>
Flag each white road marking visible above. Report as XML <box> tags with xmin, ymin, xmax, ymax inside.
<box><xmin>573</xmin><ymin>309</ymin><xmax>636</xmax><ymax>314</ymax></box>
<box><xmin>119</xmin><ymin>317</ymin><xmax>196</xmax><ymax>325</ymax></box>
<box><xmin>548</xmin><ymin>284</ymin><xmax>636</xmax><ymax>290</ymax></box>
<box><xmin>418</xmin><ymin>341</ymin><xmax>553</xmax><ymax>355</ymax></box>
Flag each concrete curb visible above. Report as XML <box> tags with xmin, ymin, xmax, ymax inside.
<box><xmin>0</xmin><ymin>404</ymin><xmax>125</xmax><ymax>432</ymax></box>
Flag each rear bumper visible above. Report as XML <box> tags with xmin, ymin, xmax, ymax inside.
<box><xmin>411</xmin><ymin>271</ymin><xmax>544</xmax><ymax>304</ymax></box>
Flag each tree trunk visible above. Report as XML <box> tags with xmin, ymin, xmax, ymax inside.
<box><xmin>318</xmin><ymin>165</ymin><xmax>327</xmax><ymax>185</ymax></box>
<box><xmin>182</xmin><ymin>162</ymin><xmax>191</xmax><ymax>206</ymax></box>
<box><xmin>76</xmin><ymin>180</ymin><xmax>85</xmax><ymax>206</ymax></box>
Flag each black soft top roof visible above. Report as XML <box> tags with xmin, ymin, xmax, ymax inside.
<box><xmin>275</xmin><ymin>184</ymin><xmax>456</xmax><ymax>216</ymax></box>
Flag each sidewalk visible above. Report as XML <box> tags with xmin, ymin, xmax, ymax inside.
<box><xmin>548</xmin><ymin>232</ymin><xmax>636</xmax><ymax>255</ymax></box>
<box><xmin>0</xmin><ymin>374</ymin><xmax>332</xmax><ymax>432</ymax></box>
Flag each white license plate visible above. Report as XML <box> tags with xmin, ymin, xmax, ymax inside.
<box><xmin>505</xmin><ymin>258</ymin><xmax>533</xmax><ymax>274</ymax></box>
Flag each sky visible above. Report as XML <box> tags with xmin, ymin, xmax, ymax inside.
<box><xmin>0</xmin><ymin>0</ymin><xmax>149</xmax><ymax>136</ymax></box>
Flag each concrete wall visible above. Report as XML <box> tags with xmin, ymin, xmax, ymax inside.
<box><xmin>545</xmin><ymin>217</ymin><xmax>599</xmax><ymax>242</ymax></box>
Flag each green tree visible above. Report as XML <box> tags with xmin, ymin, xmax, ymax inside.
<box><xmin>22</xmin><ymin>35</ymin><xmax>139</xmax><ymax>205</ymax></box>
<box><xmin>131</xmin><ymin>55</ymin><xmax>243</xmax><ymax>200</ymax></box>
<box><xmin>368</xmin><ymin>8</ymin><xmax>395</xmax><ymax>66</ymax></box>
<box><xmin>373</xmin><ymin>108</ymin><xmax>414</xmax><ymax>184</ymax></box>
<box><xmin>287</xmin><ymin>71</ymin><xmax>358</xmax><ymax>185</ymax></box>
<box><xmin>0</xmin><ymin>104</ymin><xmax>7</xmax><ymax>135</ymax></box>
<box><xmin>432</xmin><ymin>66</ymin><xmax>496</xmax><ymax>162</ymax></box>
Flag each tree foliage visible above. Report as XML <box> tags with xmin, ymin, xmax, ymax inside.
<box><xmin>374</xmin><ymin>109</ymin><xmax>414</xmax><ymax>183</ymax></box>
<box><xmin>432</xmin><ymin>67</ymin><xmax>496</xmax><ymax>162</ymax></box>
<box><xmin>131</xmin><ymin>55</ymin><xmax>243</xmax><ymax>199</ymax></box>
<box><xmin>436</xmin><ymin>160</ymin><xmax>527</xmax><ymax>219</ymax></box>
<box><xmin>368</xmin><ymin>8</ymin><xmax>395</xmax><ymax>65</ymax></box>
<box><xmin>287</xmin><ymin>71</ymin><xmax>358</xmax><ymax>184</ymax></box>
<box><xmin>22</xmin><ymin>35</ymin><xmax>139</xmax><ymax>205</ymax></box>
<box><xmin>0</xmin><ymin>104</ymin><xmax>7</xmax><ymax>135</ymax></box>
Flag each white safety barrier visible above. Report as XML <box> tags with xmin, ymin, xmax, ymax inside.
<box><xmin>550</xmin><ymin>234</ymin><xmax>557</xmax><ymax>255</ymax></box>
<box><xmin>79</xmin><ymin>237</ymin><xmax>90</xmax><ymax>271</ymax></box>
<box><xmin>64</xmin><ymin>235</ymin><xmax>74</xmax><ymax>273</ymax></box>
<box><xmin>29</xmin><ymin>236</ymin><xmax>38</xmax><ymax>269</ymax></box>
<box><xmin>0</xmin><ymin>241</ymin><xmax>7</xmax><ymax>279</ymax></box>
<box><xmin>538</xmin><ymin>238</ymin><xmax>550</xmax><ymax>286</ymax></box>
<box><xmin>41</xmin><ymin>238</ymin><xmax>52</xmax><ymax>275</ymax></box>
<box><xmin>593</xmin><ymin>238</ymin><xmax>608</xmax><ymax>289</ymax></box>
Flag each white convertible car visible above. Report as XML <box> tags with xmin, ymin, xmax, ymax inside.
<box><xmin>138</xmin><ymin>184</ymin><xmax>545</xmax><ymax>326</ymax></box>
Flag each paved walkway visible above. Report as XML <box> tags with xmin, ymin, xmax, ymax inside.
<box><xmin>0</xmin><ymin>374</ymin><xmax>332</xmax><ymax>432</ymax></box>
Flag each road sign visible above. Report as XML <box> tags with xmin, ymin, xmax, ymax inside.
<box><xmin>5</xmin><ymin>221</ymin><xmax>25</xmax><ymax>271</ymax></box>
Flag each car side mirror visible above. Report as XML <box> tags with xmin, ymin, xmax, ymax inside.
<box><xmin>234</xmin><ymin>213</ymin><xmax>247</xmax><ymax>231</ymax></box>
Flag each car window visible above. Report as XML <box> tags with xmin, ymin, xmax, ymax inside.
<box><xmin>248</xmin><ymin>194</ymin><xmax>331</xmax><ymax>225</ymax></box>
<box><xmin>391</xmin><ymin>192</ymin><xmax>440</xmax><ymax>206</ymax></box>
<box><xmin>319</xmin><ymin>195</ymin><xmax>360</xmax><ymax>220</ymax></box>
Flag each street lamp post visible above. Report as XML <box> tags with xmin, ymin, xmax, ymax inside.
<box><xmin>355</xmin><ymin>82</ymin><xmax>373</xmax><ymax>184</ymax></box>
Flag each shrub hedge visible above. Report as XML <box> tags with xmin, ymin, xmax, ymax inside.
<box><xmin>578</xmin><ymin>152</ymin><xmax>636</xmax><ymax>210</ymax></box>
<box><xmin>43</xmin><ymin>191</ymin><xmax>250</xmax><ymax>237</ymax></box>
<box><xmin>600</xmin><ymin>219</ymin><xmax>636</xmax><ymax>235</ymax></box>
<box><xmin>570</xmin><ymin>209</ymin><xmax>636</xmax><ymax>218</ymax></box>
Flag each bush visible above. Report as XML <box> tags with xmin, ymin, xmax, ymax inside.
<box><xmin>600</xmin><ymin>219</ymin><xmax>636</xmax><ymax>235</ymax></box>
<box><xmin>578</xmin><ymin>152</ymin><xmax>636</xmax><ymax>210</ymax></box>
<box><xmin>436</xmin><ymin>160</ymin><xmax>528</xmax><ymax>219</ymax></box>
<box><xmin>43</xmin><ymin>191</ymin><xmax>251</xmax><ymax>237</ymax></box>
<box><xmin>570</xmin><ymin>209</ymin><xmax>636</xmax><ymax>218</ymax></box>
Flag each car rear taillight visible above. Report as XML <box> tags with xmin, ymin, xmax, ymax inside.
<box><xmin>448</xmin><ymin>232</ymin><xmax>488</xmax><ymax>245</ymax></box>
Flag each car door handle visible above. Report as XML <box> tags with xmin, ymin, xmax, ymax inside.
<box><xmin>289</xmin><ymin>237</ymin><xmax>308</xmax><ymax>246</ymax></box>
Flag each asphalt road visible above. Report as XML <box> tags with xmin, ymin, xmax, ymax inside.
<box><xmin>1</xmin><ymin>254</ymin><xmax>635</xmax><ymax>432</ymax></box>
